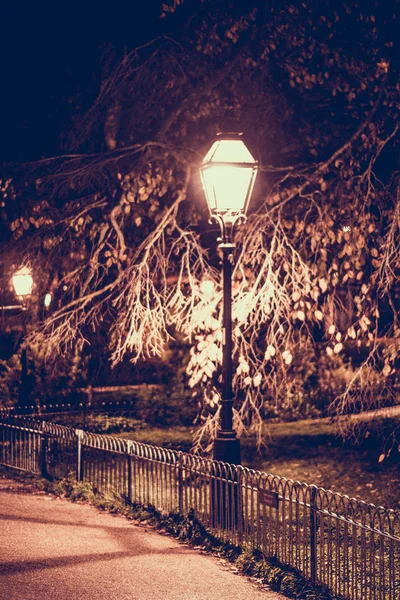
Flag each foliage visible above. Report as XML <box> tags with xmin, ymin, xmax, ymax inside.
<box><xmin>0</xmin><ymin>353</ymin><xmax>22</xmax><ymax>406</ymax></box>
<box><xmin>0</xmin><ymin>0</ymin><xmax>399</xmax><ymax>446</ymax></box>
<box><xmin>31</xmin><ymin>333</ymin><xmax>88</xmax><ymax>407</ymax></box>
<box><xmin>132</xmin><ymin>383</ymin><xmax>197</xmax><ymax>426</ymax></box>
<box><xmin>0</xmin><ymin>335</ymin><xmax>88</xmax><ymax>411</ymax></box>
<box><xmin>68</xmin><ymin>386</ymin><xmax>196</xmax><ymax>429</ymax></box>
<box><xmin>67</xmin><ymin>414</ymin><xmax>146</xmax><ymax>434</ymax></box>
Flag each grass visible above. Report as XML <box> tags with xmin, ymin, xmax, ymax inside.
<box><xmin>36</xmin><ymin>406</ymin><xmax>400</xmax><ymax>509</ymax></box>
<box><xmin>115</xmin><ymin>416</ymin><xmax>400</xmax><ymax>510</ymax></box>
<box><xmin>242</xmin><ymin>417</ymin><xmax>400</xmax><ymax>510</ymax></box>
<box><xmin>119</xmin><ymin>425</ymin><xmax>194</xmax><ymax>451</ymax></box>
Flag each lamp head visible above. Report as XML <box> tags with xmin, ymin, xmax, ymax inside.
<box><xmin>200</xmin><ymin>132</ymin><xmax>258</xmax><ymax>227</ymax></box>
<box><xmin>12</xmin><ymin>266</ymin><xmax>33</xmax><ymax>298</ymax></box>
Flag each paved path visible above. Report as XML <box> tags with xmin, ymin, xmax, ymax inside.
<box><xmin>0</xmin><ymin>477</ymin><xmax>283</xmax><ymax>600</ymax></box>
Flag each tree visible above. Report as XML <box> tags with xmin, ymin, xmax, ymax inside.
<box><xmin>1</xmin><ymin>0</ymin><xmax>399</xmax><ymax>449</ymax></box>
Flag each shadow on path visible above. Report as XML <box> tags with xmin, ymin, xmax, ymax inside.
<box><xmin>0</xmin><ymin>511</ymin><xmax>133</xmax><ymax>530</ymax></box>
<box><xmin>0</xmin><ymin>552</ymin><xmax>133</xmax><ymax>576</ymax></box>
<box><xmin>0</xmin><ymin>511</ymin><xmax>196</xmax><ymax>556</ymax></box>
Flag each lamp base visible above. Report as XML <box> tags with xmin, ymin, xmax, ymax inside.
<box><xmin>211</xmin><ymin>434</ymin><xmax>242</xmax><ymax>530</ymax></box>
<box><xmin>213</xmin><ymin>434</ymin><xmax>241</xmax><ymax>465</ymax></box>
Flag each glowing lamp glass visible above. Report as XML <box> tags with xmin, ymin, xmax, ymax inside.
<box><xmin>44</xmin><ymin>293</ymin><xmax>52</xmax><ymax>307</ymax></box>
<box><xmin>12</xmin><ymin>267</ymin><xmax>33</xmax><ymax>297</ymax></box>
<box><xmin>200</xmin><ymin>136</ymin><xmax>258</xmax><ymax>218</ymax></box>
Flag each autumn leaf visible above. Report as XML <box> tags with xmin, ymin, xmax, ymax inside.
<box><xmin>282</xmin><ymin>350</ymin><xmax>293</xmax><ymax>365</ymax></box>
<box><xmin>319</xmin><ymin>278</ymin><xmax>328</xmax><ymax>293</ymax></box>
<box><xmin>382</xmin><ymin>364</ymin><xmax>391</xmax><ymax>377</ymax></box>
<box><xmin>253</xmin><ymin>374</ymin><xmax>262</xmax><ymax>387</ymax></box>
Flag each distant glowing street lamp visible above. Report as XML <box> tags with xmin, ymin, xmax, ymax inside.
<box><xmin>12</xmin><ymin>266</ymin><xmax>34</xmax><ymax>414</ymax></box>
<box><xmin>44</xmin><ymin>293</ymin><xmax>52</xmax><ymax>308</ymax></box>
<box><xmin>12</xmin><ymin>266</ymin><xmax>33</xmax><ymax>299</ymax></box>
<box><xmin>200</xmin><ymin>133</ymin><xmax>258</xmax><ymax>466</ymax></box>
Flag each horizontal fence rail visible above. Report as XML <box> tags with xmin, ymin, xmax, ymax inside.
<box><xmin>0</xmin><ymin>413</ymin><xmax>399</xmax><ymax>600</ymax></box>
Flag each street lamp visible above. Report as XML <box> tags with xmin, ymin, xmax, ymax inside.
<box><xmin>12</xmin><ymin>267</ymin><xmax>33</xmax><ymax>299</ymax></box>
<box><xmin>12</xmin><ymin>266</ymin><xmax>34</xmax><ymax>414</ymax></box>
<box><xmin>200</xmin><ymin>133</ymin><xmax>258</xmax><ymax>465</ymax></box>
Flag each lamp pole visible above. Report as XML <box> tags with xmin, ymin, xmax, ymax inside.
<box><xmin>214</xmin><ymin>238</ymin><xmax>240</xmax><ymax>463</ymax></box>
<box><xmin>12</xmin><ymin>267</ymin><xmax>34</xmax><ymax>414</ymax></box>
<box><xmin>200</xmin><ymin>133</ymin><xmax>258</xmax><ymax>466</ymax></box>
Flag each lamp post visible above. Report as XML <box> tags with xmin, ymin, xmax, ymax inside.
<box><xmin>200</xmin><ymin>133</ymin><xmax>258</xmax><ymax>465</ymax></box>
<box><xmin>12</xmin><ymin>267</ymin><xmax>34</xmax><ymax>414</ymax></box>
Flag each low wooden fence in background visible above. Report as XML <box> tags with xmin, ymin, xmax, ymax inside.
<box><xmin>0</xmin><ymin>412</ymin><xmax>399</xmax><ymax>600</ymax></box>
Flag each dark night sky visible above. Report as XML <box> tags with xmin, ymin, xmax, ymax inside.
<box><xmin>0</xmin><ymin>3</ymin><xmax>163</xmax><ymax>162</ymax></box>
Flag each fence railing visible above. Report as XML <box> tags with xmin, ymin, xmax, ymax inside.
<box><xmin>0</xmin><ymin>413</ymin><xmax>399</xmax><ymax>600</ymax></box>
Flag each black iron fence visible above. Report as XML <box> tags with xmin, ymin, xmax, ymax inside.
<box><xmin>0</xmin><ymin>412</ymin><xmax>399</xmax><ymax>600</ymax></box>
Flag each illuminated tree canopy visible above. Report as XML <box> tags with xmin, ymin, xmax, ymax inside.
<box><xmin>1</xmin><ymin>0</ymin><xmax>399</xmax><ymax>448</ymax></box>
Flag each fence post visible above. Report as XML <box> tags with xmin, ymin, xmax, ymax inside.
<box><xmin>177</xmin><ymin>452</ymin><xmax>183</xmax><ymax>515</ymax></box>
<box><xmin>236</xmin><ymin>466</ymin><xmax>243</xmax><ymax>545</ymax></box>
<box><xmin>76</xmin><ymin>429</ymin><xmax>84</xmax><ymax>482</ymax></box>
<box><xmin>39</xmin><ymin>434</ymin><xmax>48</xmax><ymax>478</ymax></box>
<box><xmin>127</xmin><ymin>441</ymin><xmax>133</xmax><ymax>504</ymax></box>
<box><xmin>309</xmin><ymin>485</ymin><xmax>317</xmax><ymax>584</ymax></box>
<box><xmin>39</xmin><ymin>421</ymin><xmax>48</xmax><ymax>478</ymax></box>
